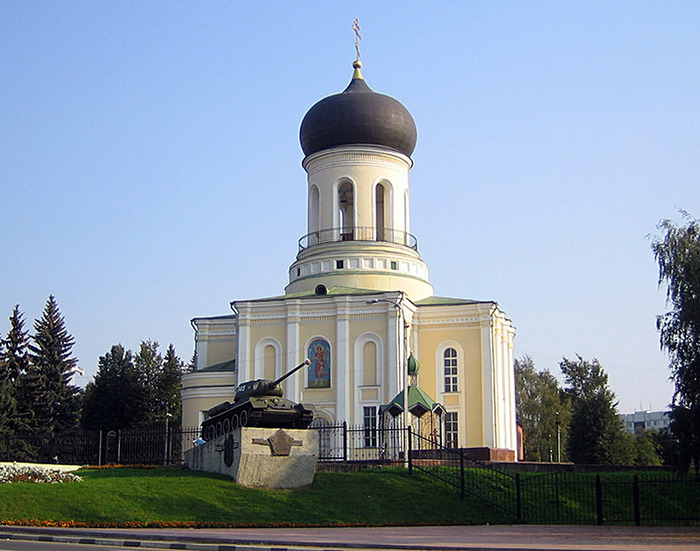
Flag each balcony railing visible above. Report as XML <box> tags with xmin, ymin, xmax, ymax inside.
<box><xmin>298</xmin><ymin>226</ymin><xmax>418</xmax><ymax>252</ymax></box>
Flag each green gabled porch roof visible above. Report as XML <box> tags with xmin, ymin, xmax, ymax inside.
<box><xmin>380</xmin><ymin>385</ymin><xmax>445</xmax><ymax>418</ymax></box>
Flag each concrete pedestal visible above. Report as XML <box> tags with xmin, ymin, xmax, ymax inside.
<box><xmin>184</xmin><ymin>427</ymin><xmax>318</xmax><ymax>489</ymax></box>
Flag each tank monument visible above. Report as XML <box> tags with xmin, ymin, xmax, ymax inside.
<box><xmin>184</xmin><ymin>359</ymin><xmax>319</xmax><ymax>489</ymax></box>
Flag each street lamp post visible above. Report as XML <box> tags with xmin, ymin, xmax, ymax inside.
<box><xmin>164</xmin><ymin>412</ymin><xmax>173</xmax><ymax>466</ymax></box>
<box><xmin>366</xmin><ymin>292</ymin><xmax>409</xmax><ymax>465</ymax></box>
<box><xmin>556</xmin><ymin>411</ymin><xmax>561</xmax><ymax>463</ymax></box>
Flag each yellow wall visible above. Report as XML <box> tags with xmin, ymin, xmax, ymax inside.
<box><xmin>415</xmin><ymin>316</ymin><xmax>486</xmax><ymax>448</ymax></box>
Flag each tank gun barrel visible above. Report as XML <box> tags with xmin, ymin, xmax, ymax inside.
<box><xmin>272</xmin><ymin>358</ymin><xmax>310</xmax><ymax>387</ymax></box>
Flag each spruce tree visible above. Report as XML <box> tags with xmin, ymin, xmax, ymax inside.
<box><xmin>28</xmin><ymin>295</ymin><xmax>81</xmax><ymax>432</ymax></box>
<box><xmin>160</xmin><ymin>344</ymin><xmax>184</xmax><ymax>428</ymax></box>
<box><xmin>135</xmin><ymin>340</ymin><xmax>164</xmax><ymax>426</ymax></box>
<box><xmin>0</xmin><ymin>324</ymin><xmax>8</xmax><ymax>434</ymax></box>
<box><xmin>82</xmin><ymin>344</ymin><xmax>144</xmax><ymax>430</ymax></box>
<box><xmin>0</xmin><ymin>306</ymin><xmax>32</xmax><ymax>433</ymax></box>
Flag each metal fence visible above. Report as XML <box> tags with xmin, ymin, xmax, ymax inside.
<box><xmin>0</xmin><ymin>429</ymin><xmax>101</xmax><ymax>466</ymax></box>
<box><xmin>409</xmin><ymin>429</ymin><xmax>518</xmax><ymax>518</ymax></box>
<box><xmin>328</xmin><ymin>425</ymin><xmax>700</xmax><ymax>526</ymax></box>
<box><xmin>314</xmin><ymin>422</ymin><xmax>407</xmax><ymax>463</ymax></box>
<box><xmin>517</xmin><ymin>471</ymin><xmax>700</xmax><ymax>525</ymax></box>
<box><xmin>0</xmin><ymin>427</ymin><xmax>200</xmax><ymax>466</ymax></box>
<box><xmin>2</xmin><ymin>425</ymin><xmax>699</xmax><ymax>526</ymax></box>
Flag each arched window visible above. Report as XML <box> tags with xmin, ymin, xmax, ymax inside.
<box><xmin>443</xmin><ymin>347</ymin><xmax>458</xmax><ymax>393</ymax></box>
<box><xmin>338</xmin><ymin>181</ymin><xmax>354</xmax><ymax>239</ymax></box>
<box><xmin>253</xmin><ymin>337</ymin><xmax>281</xmax><ymax>381</ymax></box>
<box><xmin>404</xmin><ymin>189</ymin><xmax>410</xmax><ymax>233</ymax></box>
<box><xmin>263</xmin><ymin>344</ymin><xmax>276</xmax><ymax>380</ymax></box>
<box><xmin>363</xmin><ymin>341</ymin><xmax>377</xmax><ymax>386</ymax></box>
<box><xmin>375</xmin><ymin>183</ymin><xmax>386</xmax><ymax>241</ymax></box>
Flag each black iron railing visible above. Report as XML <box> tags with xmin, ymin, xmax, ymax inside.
<box><xmin>3</xmin><ymin>425</ymin><xmax>700</xmax><ymax>526</ymax></box>
<box><xmin>298</xmin><ymin>226</ymin><xmax>418</xmax><ymax>252</ymax></box>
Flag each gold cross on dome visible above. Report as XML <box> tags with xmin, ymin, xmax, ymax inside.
<box><xmin>352</xmin><ymin>18</ymin><xmax>362</xmax><ymax>60</ymax></box>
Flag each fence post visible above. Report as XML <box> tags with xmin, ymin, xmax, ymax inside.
<box><xmin>633</xmin><ymin>474</ymin><xmax>640</xmax><ymax>526</ymax></box>
<box><xmin>595</xmin><ymin>474</ymin><xmax>603</xmax><ymax>526</ymax></box>
<box><xmin>460</xmin><ymin>449</ymin><xmax>465</xmax><ymax>501</ymax></box>
<box><xmin>407</xmin><ymin>427</ymin><xmax>413</xmax><ymax>475</ymax></box>
<box><xmin>342</xmin><ymin>421</ymin><xmax>348</xmax><ymax>462</ymax></box>
<box><xmin>98</xmin><ymin>430</ymin><xmax>102</xmax><ymax>466</ymax></box>
<box><xmin>516</xmin><ymin>472</ymin><xmax>522</xmax><ymax>522</ymax></box>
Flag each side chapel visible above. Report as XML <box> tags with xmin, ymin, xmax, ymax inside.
<box><xmin>181</xmin><ymin>58</ymin><xmax>517</xmax><ymax>458</ymax></box>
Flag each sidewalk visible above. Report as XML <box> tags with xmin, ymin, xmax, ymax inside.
<box><xmin>2</xmin><ymin>524</ymin><xmax>700</xmax><ymax>551</ymax></box>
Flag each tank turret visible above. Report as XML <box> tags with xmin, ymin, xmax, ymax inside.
<box><xmin>200</xmin><ymin>359</ymin><xmax>313</xmax><ymax>441</ymax></box>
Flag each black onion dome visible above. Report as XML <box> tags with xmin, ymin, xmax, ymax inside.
<box><xmin>300</xmin><ymin>61</ymin><xmax>417</xmax><ymax>157</ymax></box>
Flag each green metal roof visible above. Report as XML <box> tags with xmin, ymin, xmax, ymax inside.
<box><xmin>241</xmin><ymin>286</ymin><xmax>388</xmax><ymax>302</ymax></box>
<box><xmin>198</xmin><ymin>359</ymin><xmax>236</xmax><ymax>372</ymax></box>
<box><xmin>415</xmin><ymin>296</ymin><xmax>493</xmax><ymax>306</ymax></box>
<box><xmin>380</xmin><ymin>385</ymin><xmax>444</xmax><ymax>418</ymax></box>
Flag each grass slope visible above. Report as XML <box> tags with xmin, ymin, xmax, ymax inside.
<box><xmin>0</xmin><ymin>467</ymin><xmax>499</xmax><ymax>526</ymax></box>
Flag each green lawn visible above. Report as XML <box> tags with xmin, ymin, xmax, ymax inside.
<box><xmin>0</xmin><ymin>467</ymin><xmax>500</xmax><ymax>527</ymax></box>
<box><xmin>1</xmin><ymin>466</ymin><xmax>697</xmax><ymax>528</ymax></box>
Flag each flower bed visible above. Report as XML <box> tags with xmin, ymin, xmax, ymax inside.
<box><xmin>0</xmin><ymin>463</ymin><xmax>83</xmax><ymax>484</ymax></box>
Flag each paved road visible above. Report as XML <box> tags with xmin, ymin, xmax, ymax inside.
<box><xmin>3</xmin><ymin>524</ymin><xmax>700</xmax><ymax>551</ymax></box>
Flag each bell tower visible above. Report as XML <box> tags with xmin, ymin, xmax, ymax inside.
<box><xmin>285</xmin><ymin>61</ymin><xmax>433</xmax><ymax>301</ymax></box>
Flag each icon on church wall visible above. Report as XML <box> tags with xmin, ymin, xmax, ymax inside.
<box><xmin>308</xmin><ymin>339</ymin><xmax>331</xmax><ymax>388</ymax></box>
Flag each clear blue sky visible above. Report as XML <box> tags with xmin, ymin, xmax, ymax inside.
<box><xmin>2</xmin><ymin>2</ymin><xmax>698</xmax><ymax>413</ymax></box>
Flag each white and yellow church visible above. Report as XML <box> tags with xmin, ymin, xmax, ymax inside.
<box><xmin>182</xmin><ymin>58</ymin><xmax>517</xmax><ymax>458</ymax></box>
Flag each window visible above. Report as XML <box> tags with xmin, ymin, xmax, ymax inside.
<box><xmin>390</xmin><ymin>261</ymin><xmax>398</xmax><ymax>270</ymax></box>
<box><xmin>336</xmin><ymin>259</ymin><xmax>344</xmax><ymax>269</ymax></box>
<box><xmin>363</xmin><ymin>406</ymin><xmax>377</xmax><ymax>447</ymax></box>
<box><xmin>445</xmin><ymin>412</ymin><xmax>458</xmax><ymax>449</ymax></box>
<box><xmin>443</xmin><ymin>347</ymin><xmax>458</xmax><ymax>392</ymax></box>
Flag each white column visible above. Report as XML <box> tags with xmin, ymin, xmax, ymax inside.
<box><xmin>336</xmin><ymin>298</ymin><xmax>352</xmax><ymax>424</ymax></box>
<box><xmin>481</xmin><ymin>311</ymin><xmax>495</xmax><ymax>448</ymax></box>
<box><xmin>237</xmin><ymin>305</ymin><xmax>252</xmax><ymax>381</ymax></box>
<box><xmin>505</xmin><ymin>325</ymin><xmax>517</xmax><ymax>452</ymax></box>
<box><xmin>194</xmin><ymin>326</ymin><xmax>208</xmax><ymax>370</ymax></box>
<box><xmin>385</xmin><ymin>308</ymin><xmax>399</xmax><ymax>404</ymax></box>
<box><xmin>286</xmin><ymin>301</ymin><xmax>301</xmax><ymax>402</ymax></box>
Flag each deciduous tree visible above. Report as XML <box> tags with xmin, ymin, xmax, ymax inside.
<box><xmin>651</xmin><ymin>212</ymin><xmax>700</xmax><ymax>471</ymax></box>
<box><xmin>515</xmin><ymin>355</ymin><xmax>570</xmax><ymax>461</ymax></box>
<box><xmin>561</xmin><ymin>355</ymin><xmax>632</xmax><ymax>465</ymax></box>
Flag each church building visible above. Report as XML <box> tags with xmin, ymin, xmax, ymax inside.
<box><xmin>182</xmin><ymin>58</ymin><xmax>517</xmax><ymax>457</ymax></box>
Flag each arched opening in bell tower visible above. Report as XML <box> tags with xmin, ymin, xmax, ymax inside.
<box><xmin>309</xmin><ymin>185</ymin><xmax>320</xmax><ymax>246</ymax></box>
<box><xmin>338</xmin><ymin>180</ymin><xmax>355</xmax><ymax>241</ymax></box>
<box><xmin>375</xmin><ymin>183</ymin><xmax>386</xmax><ymax>241</ymax></box>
